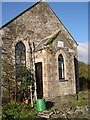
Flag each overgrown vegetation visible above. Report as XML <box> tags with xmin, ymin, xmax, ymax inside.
<box><xmin>16</xmin><ymin>66</ymin><xmax>33</xmax><ymax>101</ymax></box>
<box><xmin>2</xmin><ymin>65</ymin><xmax>38</xmax><ymax>119</ymax></box>
<box><xmin>2</xmin><ymin>102</ymin><xmax>38</xmax><ymax>120</ymax></box>
<box><xmin>78</xmin><ymin>61</ymin><xmax>90</xmax><ymax>90</ymax></box>
<box><xmin>75</xmin><ymin>90</ymin><xmax>88</xmax><ymax>106</ymax></box>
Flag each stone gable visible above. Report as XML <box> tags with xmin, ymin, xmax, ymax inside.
<box><xmin>1</xmin><ymin>2</ymin><xmax>77</xmax><ymax>47</ymax></box>
<box><xmin>1</xmin><ymin>2</ymin><xmax>78</xmax><ymax>101</ymax></box>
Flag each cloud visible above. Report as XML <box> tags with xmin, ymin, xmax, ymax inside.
<box><xmin>77</xmin><ymin>42</ymin><xmax>88</xmax><ymax>64</ymax></box>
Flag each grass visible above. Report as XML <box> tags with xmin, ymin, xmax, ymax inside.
<box><xmin>76</xmin><ymin>90</ymin><xmax>89</xmax><ymax>106</ymax></box>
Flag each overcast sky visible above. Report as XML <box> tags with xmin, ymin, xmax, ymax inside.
<box><xmin>1</xmin><ymin>1</ymin><xmax>88</xmax><ymax>64</ymax></box>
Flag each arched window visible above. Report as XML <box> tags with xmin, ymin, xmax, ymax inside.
<box><xmin>15</xmin><ymin>41</ymin><xmax>26</xmax><ymax>71</ymax></box>
<box><xmin>58</xmin><ymin>54</ymin><xmax>64</xmax><ymax>79</ymax></box>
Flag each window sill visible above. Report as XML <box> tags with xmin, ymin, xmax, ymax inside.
<box><xmin>59</xmin><ymin>79</ymin><xmax>68</xmax><ymax>82</ymax></box>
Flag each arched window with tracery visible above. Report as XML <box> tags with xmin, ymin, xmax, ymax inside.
<box><xmin>15</xmin><ymin>41</ymin><xmax>26</xmax><ymax>71</ymax></box>
<box><xmin>58</xmin><ymin>54</ymin><xmax>64</xmax><ymax>80</ymax></box>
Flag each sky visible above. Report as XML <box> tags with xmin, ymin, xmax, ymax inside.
<box><xmin>0</xmin><ymin>2</ymin><xmax>88</xmax><ymax>63</ymax></box>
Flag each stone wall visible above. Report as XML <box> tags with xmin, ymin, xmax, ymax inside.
<box><xmin>1</xmin><ymin>2</ymin><xmax>78</xmax><ymax>99</ymax></box>
<box><xmin>35</xmin><ymin>44</ymin><xmax>77</xmax><ymax>98</ymax></box>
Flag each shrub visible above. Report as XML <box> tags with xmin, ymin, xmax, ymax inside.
<box><xmin>2</xmin><ymin>102</ymin><xmax>38</xmax><ymax>120</ymax></box>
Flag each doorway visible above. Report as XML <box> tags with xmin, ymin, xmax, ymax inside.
<box><xmin>35</xmin><ymin>62</ymin><xmax>43</xmax><ymax>99</ymax></box>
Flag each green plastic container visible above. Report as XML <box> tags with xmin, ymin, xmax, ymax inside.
<box><xmin>36</xmin><ymin>99</ymin><xmax>46</xmax><ymax>112</ymax></box>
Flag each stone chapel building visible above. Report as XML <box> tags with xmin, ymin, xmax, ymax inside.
<box><xmin>1</xmin><ymin>2</ymin><xmax>78</xmax><ymax>100</ymax></box>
